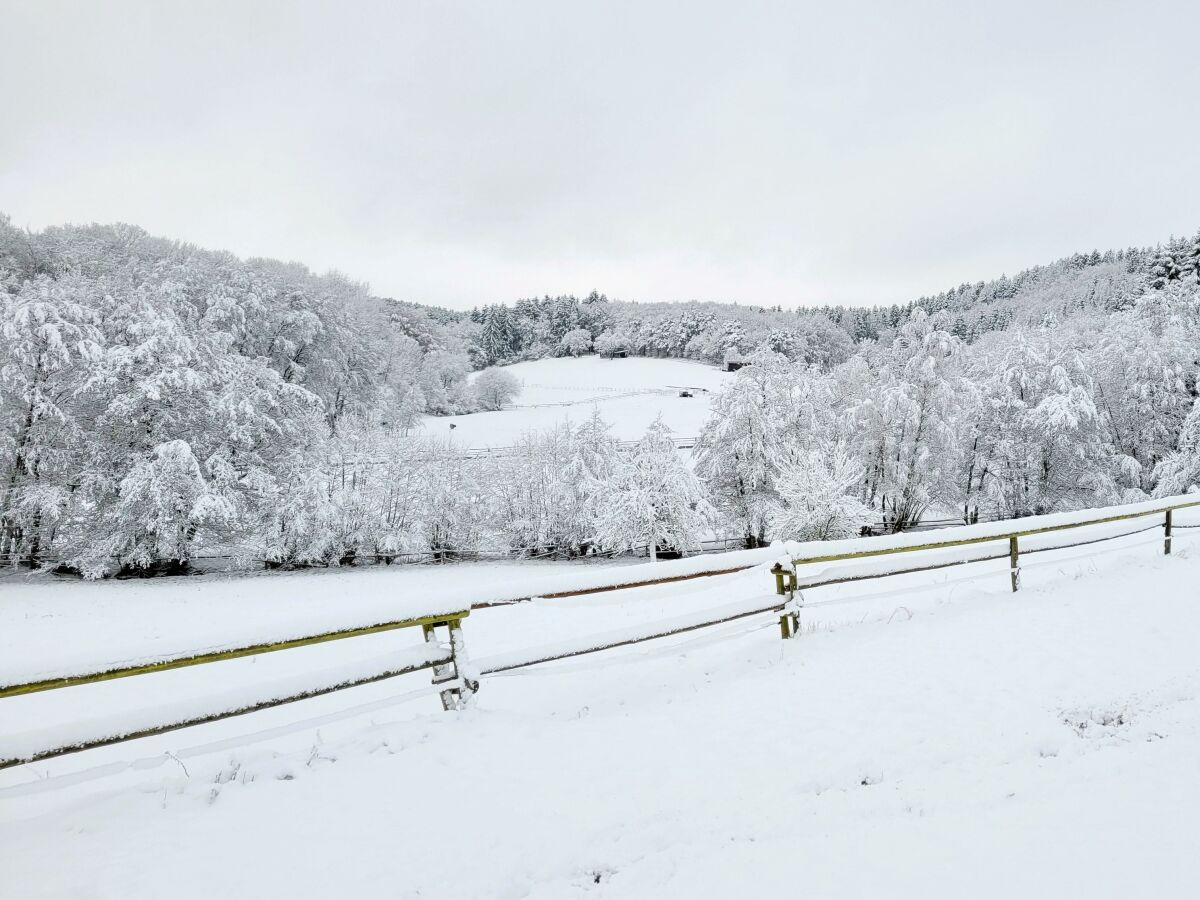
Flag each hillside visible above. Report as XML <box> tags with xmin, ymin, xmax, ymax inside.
<box><xmin>422</xmin><ymin>356</ymin><xmax>731</xmax><ymax>446</ymax></box>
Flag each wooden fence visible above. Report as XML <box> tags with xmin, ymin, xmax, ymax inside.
<box><xmin>0</xmin><ymin>611</ymin><xmax>472</xmax><ymax>770</ymax></box>
<box><xmin>5</xmin><ymin>496</ymin><xmax>1198</xmax><ymax>773</ymax></box>
<box><xmin>0</xmin><ymin>555</ymin><xmax>776</xmax><ymax>770</ymax></box>
<box><xmin>770</xmin><ymin>497</ymin><xmax>1200</xmax><ymax>601</ymax></box>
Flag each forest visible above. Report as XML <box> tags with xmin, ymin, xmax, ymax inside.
<box><xmin>3</xmin><ymin>214</ymin><xmax>1200</xmax><ymax>575</ymax></box>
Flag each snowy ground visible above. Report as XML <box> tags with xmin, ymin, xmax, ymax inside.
<box><xmin>4</xmin><ymin>522</ymin><xmax>1200</xmax><ymax>897</ymax></box>
<box><xmin>0</xmin><ymin>558</ymin><xmax>622</xmax><ymax>686</ymax></box>
<box><xmin>420</xmin><ymin>356</ymin><xmax>731</xmax><ymax>446</ymax></box>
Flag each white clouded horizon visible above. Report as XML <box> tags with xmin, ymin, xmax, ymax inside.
<box><xmin>3</xmin><ymin>0</ymin><xmax>1198</xmax><ymax>309</ymax></box>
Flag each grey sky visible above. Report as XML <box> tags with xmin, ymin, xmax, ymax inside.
<box><xmin>3</xmin><ymin>0</ymin><xmax>1198</xmax><ymax>309</ymax></box>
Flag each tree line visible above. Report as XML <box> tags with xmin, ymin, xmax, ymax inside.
<box><xmin>3</xmin><ymin>214</ymin><xmax>1200</xmax><ymax>576</ymax></box>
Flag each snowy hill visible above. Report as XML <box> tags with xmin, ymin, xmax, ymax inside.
<box><xmin>418</xmin><ymin>355</ymin><xmax>731</xmax><ymax>446</ymax></box>
<box><xmin>5</xmin><ymin>529</ymin><xmax>1200</xmax><ymax>897</ymax></box>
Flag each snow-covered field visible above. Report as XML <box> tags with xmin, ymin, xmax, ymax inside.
<box><xmin>4</xmin><ymin>523</ymin><xmax>1200</xmax><ymax>898</ymax></box>
<box><xmin>420</xmin><ymin>356</ymin><xmax>731</xmax><ymax>446</ymax></box>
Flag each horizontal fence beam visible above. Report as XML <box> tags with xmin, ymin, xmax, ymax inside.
<box><xmin>0</xmin><ymin>611</ymin><xmax>470</xmax><ymax>699</ymax></box>
<box><xmin>478</xmin><ymin>599</ymin><xmax>787</xmax><ymax>675</ymax></box>
<box><xmin>788</xmin><ymin>501</ymin><xmax>1200</xmax><ymax>567</ymax></box>
<box><xmin>479</xmin><ymin>564</ymin><xmax>758</xmax><ymax>608</ymax></box>
<box><xmin>787</xmin><ymin>520</ymin><xmax>1167</xmax><ymax>594</ymax></box>
<box><xmin>0</xmin><ymin>653</ymin><xmax>455</xmax><ymax>770</ymax></box>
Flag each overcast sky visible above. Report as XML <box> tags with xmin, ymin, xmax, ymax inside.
<box><xmin>3</xmin><ymin>0</ymin><xmax>1199</xmax><ymax>310</ymax></box>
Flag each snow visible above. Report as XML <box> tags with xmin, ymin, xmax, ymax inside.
<box><xmin>420</xmin><ymin>355</ymin><xmax>731</xmax><ymax>445</ymax></box>
<box><xmin>786</xmin><ymin>492</ymin><xmax>1197</xmax><ymax>562</ymax></box>
<box><xmin>5</xmin><ymin>529</ymin><xmax>1200</xmax><ymax>896</ymax></box>
<box><xmin>1</xmin><ymin>644</ymin><xmax>447</xmax><ymax>765</ymax></box>
<box><xmin>0</xmin><ymin>550</ymin><xmax>779</xmax><ymax>687</ymax></box>
<box><xmin>0</xmin><ymin>562</ymin><xmax>515</xmax><ymax>687</ymax></box>
<box><xmin>474</xmin><ymin>592</ymin><xmax>786</xmax><ymax>675</ymax></box>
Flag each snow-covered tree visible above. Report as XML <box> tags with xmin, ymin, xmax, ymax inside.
<box><xmin>472</xmin><ymin>368</ymin><xmax>520</xmax><ymax>411</ymax></box>
<box><xmin>693</xmin><ymin>350</ymin><xmax>797</xmax><ymax>547</ymax></box>
<box><xmin>848</xmin><ymin>314</ymin><xmax>965</xmax><ymax>529</ymax></box>
<box><xmin>963</xmin><ymin>330</ymin><xmax>1119</xmax><ymax>518</ymax></box>
<box><xmin>0</xmin><ymin>274</ymin><xmax>100</xmax><ymax>564</ymax></box>
<box><xmin>419</xmin><ymin>350</ymin><xmax>474</xmax><ymax>415</ymax></box>
<box><xmin>81</xmin><ymin>440</ymin><xmax>232</xmax><ymax>576</ymax></box>
<box><xmin>490</xmin><ymin>425</ymin><xmax>577</xmax><ymax>556</ymax></box>
<box><xmin>1088</xmin><ymin>285</ymin><xmax>1199</xmax><ymax>490</ymax></box>
<box><xmin>6</xmin><ymin>212</ymin><xmax>1200</xmax><ymax>576</ymax></box>
<box><xmin>420</xmin><ymin>440</ymin><xmax>488</xmax><ymax>560</ymax></box>
<box><xmin>593</xmin><ymin>331</ymin><xmax>628</xmax><ymax>357</ymax></box>
<box><xmin>595</xmin><ymin>416</ymin><xmax>712</xmax><ymax>560</ymax></box>
<box><xmin>773</xmin><ymin>444</ymin><xmax>872</xmax><ymax>540</ymax></box>
<box><xmin>559</xmin><ymin>328</ymin><xmax>592</xmax><ymax>356</ymax></box>
<box><xmin>563</xmin><ymin>408</ymin><xmax>622</xmax><ymax>554</ymax></box>
<box><xmin>1153</xmin><ymin>399</ymin><xmax>1200</xmax><ymax>497</ymax></box>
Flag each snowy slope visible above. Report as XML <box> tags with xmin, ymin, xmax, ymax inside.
<box><xmin>4</xmin><ymin>531</ymin><xmax>1200</xmax><ymax>897</ymax></box>
<box><xmin>419</xmin><ymin>355</ymin><xmax>731</xmax><ymax>445</ymax></box>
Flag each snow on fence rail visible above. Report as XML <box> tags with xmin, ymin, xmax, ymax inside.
<box><xmin>769</xmin><ymin>494</ymin><xmax>1200</xmax><ymax>599</ymax></box>
<box><xmin>0</xmin><ymin>611</ymin><xmax>475</xmax><ymax>769</ymax></box>
<box><xmin>6</xmin><ymin>495</ymin><xmax>1199</xmax><ymax>772</ymax></box>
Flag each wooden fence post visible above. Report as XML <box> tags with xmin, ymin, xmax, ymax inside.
<box><xmin>1009</xmin><ymin>535</ymin><xmax>1020</xmax><ymax>592</ymax></box>
<box><xmin>778</xmin><ymin>604</ymin><xmax>800</xmax><ymax>639</ymax></box>
<box><xmin>424</xmin><ymin>620</ymin><xmax>462</xmax><ymax>711</ymax></box>
<box><xmin>1165</xmin><ymin>508</ymin><xmax>1173</xmax><ymax>556</ymax></box>
<box><xmin>774</xmin><ymin>562</ymin><xmax>801</xmax><ymax>638</ymax></box>
<box><xmin>447</xmin><ymin>615</ymin><xmax>477</xmax><ymax>703</ymax></box>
